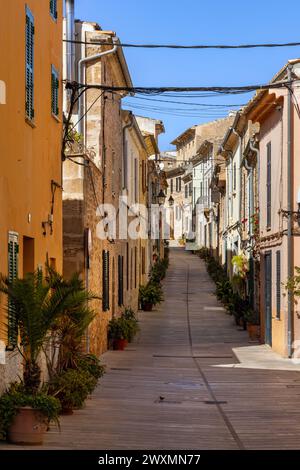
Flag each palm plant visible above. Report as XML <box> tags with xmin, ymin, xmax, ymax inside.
<box><xmin>43</xmin><ymin>269</ymin><xmax>98</xmax><ymax>376</ymax></box>
<box><xmin>0</xmin><ymin>269</ymin><xmax>97</xmax><ymax>393</ymax></box>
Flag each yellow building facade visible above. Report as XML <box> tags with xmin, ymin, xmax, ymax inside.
<box><xmin>0</xmin><ymin>1</ymin><xmax>63</xmax><ymax>384</ymax></box>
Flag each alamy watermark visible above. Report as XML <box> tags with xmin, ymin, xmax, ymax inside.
<box><xmin>95</xmin><ymin>197</ymin><xmax>197</xmax><ymax>241</ymax></box>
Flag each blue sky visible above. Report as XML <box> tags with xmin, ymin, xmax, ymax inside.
<box><xmin>75</xmin><ymin>0</ymin><xmax>300</xmax><ymax>150</ymax></box>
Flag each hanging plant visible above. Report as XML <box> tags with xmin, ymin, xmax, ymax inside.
<box><xmin>231</xmin><ymin>254</ymin><xmax>249</xmax><ymax>280</ymax></box>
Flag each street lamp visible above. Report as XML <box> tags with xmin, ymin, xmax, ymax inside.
<box><xmin>168</xmin><ymin>195</ymin><xmax>174</xmax><ymax>207</ymax></box>
<box><xmin>157</xmin><ymin>189</ymin><xmax>166</xmax><ymax>206</ymax></box>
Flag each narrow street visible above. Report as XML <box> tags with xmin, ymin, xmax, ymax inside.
<box><xmin>3</xmin><ymin>248</ymin><xmax>300</xmax><ymax>450</ymax></box>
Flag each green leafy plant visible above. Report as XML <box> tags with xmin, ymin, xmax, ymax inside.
<box><xmin>123</xmin><ymin>308</ymin><xmax>139</xmax><ymax>342</ymax></box>
<box><xmin>49</xmin><ymin>369</ymin><xmax>96</xmax><ymax>411</ymax></box>
<box><xmin>139</xmin><ymin>282</ymin><xmax>164</xmax><ymax>307</ymax></box>
<box><xmin>77</xmin><ymin>354</ymin><xmax>106</xmax><ymax>380</ymax></box>
<box><xmin>43</xmin><ymin>269</ymin><xmax>98</xmax><ymax>377</ymax></box>
<box><xmin>0</xmin><ymin>270</ymin><xmax>94</xmax><ymax>394</ymax></box>
<box><xmin>108</xmin><ymin>316</ymin><xmax>131</xmax><ymax>341</ymax></box>
<box><xmin>0</xmin><ymin>383</ymin><xmax>61</xmax><ymax>441</ymax></box>
<box><xmin>232</xmin><ymin>255</ymin><xmax>249</xmax><ymax>279</ymax></box>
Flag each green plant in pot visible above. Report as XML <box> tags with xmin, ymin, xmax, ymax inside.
<box><xmin>108</xmin><ymin>316</ymin><xmax>130</xmax><ymax>350</ymax></box>
<box><xmin>244</xmin><ymin>307</ymin><xmax>260</xmax><ymax>340</ymax></box>
<box><xmin>0</xmin><ymin>270</ymin><xmax>75</xmax><ymax>444</ymax></box>
<box><xmin>139</xmin><ymin>282</ymin><xmax>163</xmax><ymax>311</ymax></box>
<box><xmin>123</xmin><ymin>308</ymin><xmax>139</xmax><ymax>342</ymax></box>
<box><xmin>48</xmin><ymin>369</ymin><xmax>96</xmax><ymax>414</ymax></box>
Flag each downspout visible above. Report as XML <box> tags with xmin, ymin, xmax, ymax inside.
<box><xmin>287</xmin><ymin>64</ymin><xmax>294</xmax><ymax>357</ymax></box>
<box><xmin>233</xmin><ymin>128</ymin><xmax>243</xmax><ymax>244</ymax></box>
<box><xmin>65</xmin><ymin>0</ymin><xmax>75</xmax><ymax>82</ymax></box>
<box><xmin>77</xmin><ymin>37</ymin><xmax>118</xmax><ymax>140</ymax></box>
<box><xmin>122</xmin><ymin>112</ymin><xmax>134</xmax><ymax>191</ymax></box>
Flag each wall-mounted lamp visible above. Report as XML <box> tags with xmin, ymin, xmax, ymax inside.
<box><xmin>168</xmin><ymin>195</ymin><xmax>174</xmax><ymax>207</ymax></box>
<box><xmin>158</xmin><ymin>189</ymin><xmax>166</xmax><ymax>206</ymax></box>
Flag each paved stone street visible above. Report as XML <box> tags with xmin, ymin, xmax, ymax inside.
<box><xmin>3</xmin><ymin>248</ymin><xmax>300</xmax><ymax>450</ymax></box>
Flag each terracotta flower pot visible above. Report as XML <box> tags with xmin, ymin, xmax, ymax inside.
<box><xmin>8</xmin><ymin>407</ymin><xmax>48</xmax><ymax>445</ymax></box>
<box><xmin>247</xmin><ymin>323</ymin><xmax>260</xmax><ymax>340</ymax></box>
<box><xmin>142</xmin><ymin>302</ymin><xmax>153</xmax><ymax>311</ymax></box>
<box><xmin>113</xmin><ymin>339</ymin><xmax>128</xmax><ymax>351</ymax></box>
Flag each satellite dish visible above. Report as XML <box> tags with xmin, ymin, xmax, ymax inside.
<box><xmin>159</xmin><ymin>162</ymin><xmax>165</xmax><ymax>170</ymax></box>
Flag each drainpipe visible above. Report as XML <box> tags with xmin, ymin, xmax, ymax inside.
<box><xmin>287</xmin><ymin>64</ymin><xmax>293</xmax><ymax>357</ymax></box>
<box><xmin>122</xmin><ymin>112</ymin><xmax>134</xmax><ymax>191</ymax></box>
<box><xmin>77</xmin><ymin>37</ymin><xmax>118</xmax><ymax>140</ymax></box>
<box><xmin>248</xmin><ymin>139</ymin><xmax>259</xmax><ymax>238</ymax></box>
<box><xmin>65</xmin><ymin>0</ymin><xmax>75</xmax><ymax>82</ymax></box>
<box><xmin>233</xmin><ymin>129</ymin><xmax>243</xmax><ymax>241</ymax></box>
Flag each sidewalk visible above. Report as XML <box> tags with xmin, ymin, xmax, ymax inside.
<box><xmin>2</xmin><ymin>248</ymin><xmax>300</xmax><ymax>450</ymax></box>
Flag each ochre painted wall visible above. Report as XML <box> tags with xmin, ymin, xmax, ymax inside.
<box><xmin>0</xmin><ymin>1</ymin><xmax>63</xmax><ymax>345</ymax></box>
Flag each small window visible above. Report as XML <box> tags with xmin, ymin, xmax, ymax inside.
<box><xmin>25</xmin><ymin>7</ymin><xmax>34</xmax><ymax>121</ymax></box>
<box><xmin>51</xmin><ymin>66</ymin><xmax>59</xmax><ymax>117</ymax></box>
<box><xmin>50</xmin><ymin>0</ymin><xmax>58</xmax><ymax>20</ymax></box>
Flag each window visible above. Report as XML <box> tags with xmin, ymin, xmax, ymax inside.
<box><xmin>276</xmin><ymin>250</ymin><xmax>281</xmax><ymax>319</ymax></box>
<box><xmin>51</xmin><ymin>66</ymin><xmax>59</xmax><ymax>117</ymax></box>
<box><xmin>135</xmin><ymin>158</ymin><xmax>139</xmax><ymax>202</ymax></box>
<box><xmin>134</xmin><ymin>247</ymin><xmax>137</xmax><ymax>289</ymax></box>
<box><xmin>25</xmin><ymin>7</ymin><xmax>34</xmax><ymax>121</ymax></box>
<box><xmin>170</xmin><ymin>179</ymin><xmax>174</xmax><ymax>194</ymax></box>
<box><xmin>233</xmin><ymin>162</ymin><xmax>236</xmax><ymax>190</ymax></box>
<box><xmin>267</xmin><ymin>142</ymin><xmax>272</xmax><ymax>228</ymax></box>
<box><xmin>102</xmin><ymin>250</ymin><xmax>110</xmax><ymax>311</ymax></box>
<box><xmin>185</xmin><ymin>184</ymin><xmax>188</xmax><ymax>198</ymax></box>
<box><xmin>50</xmin><ymin>0</ymin><xmax>58</xmax><ymax>20</ymax></box>
<box><xmin>8</xmin><ymin>232</ymin><xmax>19</xmax><ymax>346</ymax></box>
<box><xmin>189</xmin><ymin>182</ymin><xmax>192</xmax><ymax>197</ymax></box>
<box><xmin>126</xmin><ymin>243</ymin><xmax>129</xmax><ymax>290</ymax></box>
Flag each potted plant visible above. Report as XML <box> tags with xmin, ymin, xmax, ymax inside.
<box><xmin>0</xmin><ymin>271</ymin><xmax>72</xmax><ymax>444</ymax></box>
<box><xmin>49</xmin><ymin>368</ymin><xmax>96</xmax><ymax>414</ymax></box>
<box><xmin>123</xmin><ymin>308</ymin><xmax>139</xmax><ymax>343</ymax></box>
<box><xmin>108</xmin><ymin>316</ymin><xmax>130</xmax><ymax>350</ymax></box>
<box><xmin>139</xmin><ymin>282</ymin><xmax>163</xmax><ymax>311</ymax></box>
<box><xmin>0</xmin><ymin>383</ymin><xmax>60</xmax><ymax>444</ymax></box>
<box><xmin>0</xmin><ymin>268</ymin><xmax>98</xmax><ymax>444</ymax></box>
<box><xmin>244</xmin><ymin>308</ymin><xmax>260</xmax><ymax>340</ymax></box>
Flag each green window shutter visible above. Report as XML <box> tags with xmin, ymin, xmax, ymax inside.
<box><xmin>50</xmin><ymin>0</ymin><xmax>57</xmax><ymax>19</ymax></box>
<box><xmin>7</xmin><ymin>232</ymin><xmax>19</xmax><ymax>347</ymax></box>
<box><xmin>118</xmin><ymin>255</ymin><xmax>124</xmax><ymax>307</ymax></box>
<box><xmin>102</xmin><ymin>251</ymin><xmax>110</xmax><ymax>311</ymax></box>
<box><xmin>276</xmin><ymin>250</ymin><xmax>281</xmax><ymax>319</ymax></box>
<box><xmin>51</xmin><ymin>66</ymin><xmax>59</xmax><ymax>117</ymax></box>
<box><xmin>266</xmin><ymin>142</ymin><xmax>272</xmax><ymax>228</ymax></box>
<box><xmin>25</xmin><ymin>7</ymin><xmax>34</xmax><ymax>121</ymax></box>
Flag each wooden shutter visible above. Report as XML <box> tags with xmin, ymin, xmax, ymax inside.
<box><xmin>50</xmin><ymin>0</ymin><xmax>58</xmax><ymax>19</ymax></box>
<box><xmin>8</xmin><ymin>232</ymin><xmax>19</xmax><ymax>347</ymax></box>
<box><xmin>170</xmin><ymin>179</ymin><xmax>174</xmax><ymax>194</ymax></box>
<box><xmin>118</xmin><ymin>255</ymin><xmax>124</xmax><ymax>307</ymax></box>
<box><xmin>267</xmin><ymin>142</ymin><xmax>272</xmax><ymax>228</ymax></box>
<box><xmin>102</xmin><ymin>250</ymin><xmax>110</xmax><ymax>311</ymax></box>
<box><xmin>51</xmin><ymin>66</ymin><xmax>59</xmax><ymax>116</ymax></box>
<box><xmin>276</xmin><ymin>250</ymin><xmax>281</xmax><ymax>319</ymax></box>
<box><xmin>25</xmin><ymin>7</ymin><xmax>34</xmax><ymax>120</ymax></box>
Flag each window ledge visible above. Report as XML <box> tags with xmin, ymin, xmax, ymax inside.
<box><xmin>52</xmin><ymin>113</ymin><xmax>61</xmax><ymax>123</ymax></box>
<box><xmin>25</xmin><ymin>117</ymin><xmax>36</xmax><ymax>128</ymax></box>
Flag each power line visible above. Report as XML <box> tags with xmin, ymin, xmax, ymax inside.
<box><xmin>63</xmin><ymin>38</ymin><xmax>300</xmax><ymax>50</ymax></box>
<box><xmin>130</xmin><ymin>95</ymin><xmax>245</xmax><ymax>107</ymax></box>
<box><xmin>66</xmin><ymin>79</ymin><xmax>294</xmax><ymax>96</ymax></box>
